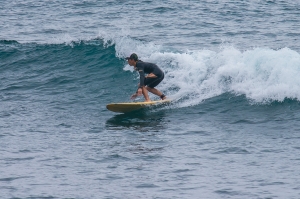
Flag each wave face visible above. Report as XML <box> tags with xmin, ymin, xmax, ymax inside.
<box><xmin>0</xmin><ymin>40</ymin><xmax>124</xmax><ymax>104</ymax></box>
<box><xmin>2</xmin><ymin>38</ymin><xmax>300</xmax><ymax>109</ymax></box>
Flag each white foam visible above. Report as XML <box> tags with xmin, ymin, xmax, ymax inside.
<box><xmin>48</xmin><ymin>34</ymin><xmax>79</xmax><ymax>45</ymax></box>
<box><xmin>97</xmin><ymin>31</ymin><xmax>162</xmax><ymax>59</ymax></box>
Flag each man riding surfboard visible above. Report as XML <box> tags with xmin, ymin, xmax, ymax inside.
<box><xmin>126</xmin><ymin>53</ymin><xmax>167</xmax><ymax>102</ymax></box>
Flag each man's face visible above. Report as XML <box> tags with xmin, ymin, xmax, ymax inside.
<box><xmin>127</xmin><ymin>59</ymin><xmax>135</xmax><ymax>66</ymax></box>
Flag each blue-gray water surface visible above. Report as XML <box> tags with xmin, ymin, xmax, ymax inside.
<box><xmin>1</xmin><ymin>1</ymin><xmax>300</xmax><ymax>198</ymax></box>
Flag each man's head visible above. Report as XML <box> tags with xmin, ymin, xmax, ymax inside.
<box><xmin>126</xmin><ymin>53</ymin><xmax>138</xmax><ymax>66</ymax></box>
<box><xmin>126</xmin><ymin>53</ymin><xmax>138</xmax><ymax>61</ymax></box>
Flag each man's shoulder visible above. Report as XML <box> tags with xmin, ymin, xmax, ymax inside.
<box><xmin>136</xmin><ymin>60</ymin><xmax>145</xmax><ymax>67</ymax></box>
<box><xmin>138</xmin><ymin>61</ymin><xmax>156</xmax><ymax>66</ymax></box>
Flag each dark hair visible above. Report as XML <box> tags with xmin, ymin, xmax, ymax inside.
<box><xmin>126</xmin><ymin>53</ymin><xmax>138</xmax><ymax>61</ymax></box>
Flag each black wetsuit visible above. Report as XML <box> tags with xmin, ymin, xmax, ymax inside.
<box><xmin>135</xmin><ymin>60</ymin><xmax>164</xmax><ymax>88</ymax></box>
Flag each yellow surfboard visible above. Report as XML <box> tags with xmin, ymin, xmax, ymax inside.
<box><xmin>106</xmin><ymin>100</ymin><xmax>171</xmax><ymax>113</ymax></box>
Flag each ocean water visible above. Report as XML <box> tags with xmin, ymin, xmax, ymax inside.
<box><xmin>1</xmin><ymin>0</ymin><xmax>300</xmax><ymax>198</ymax></box>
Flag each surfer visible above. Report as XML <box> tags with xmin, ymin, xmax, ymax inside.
<box><xmin>126</xmin><ymin>53</ymin><xmax>166</xmax><ymax>102</ymax></box>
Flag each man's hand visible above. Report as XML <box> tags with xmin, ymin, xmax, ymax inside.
<box><xmin>131</xmin><ymin>93</ymin><xmax>138</xmax><ymax>100</ymax></box>
<box><xmin>131</xmin><ymin>88</ymin><xmax>142</xmax><ymax>100</ymax></box>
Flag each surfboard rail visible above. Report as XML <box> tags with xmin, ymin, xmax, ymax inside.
<box><xmin>106</xmin><ymin>100</ymin><xmax>171</xmax><ymax>113</ymax></box>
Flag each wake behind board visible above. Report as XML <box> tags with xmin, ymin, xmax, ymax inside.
<box><xmin>106</xmin><ymin>100</ymin><xmax>171</xmax><ymax>113</ymax></box>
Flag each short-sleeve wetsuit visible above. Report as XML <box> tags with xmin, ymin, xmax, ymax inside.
<box><xmin>135</xmin><ymin>60</ymin><xmax>164</xmax><ymax>88</ymax></box>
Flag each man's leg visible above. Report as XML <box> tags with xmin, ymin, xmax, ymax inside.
<box><xmin>146</xmin><ymin>87</ymin><xmax>166</xmax><ymax>100</ymax></box>
<box><xmin>141</xmin><ymin>86</ymin><xmax>151</xmax><ymax>102</ymax></box>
